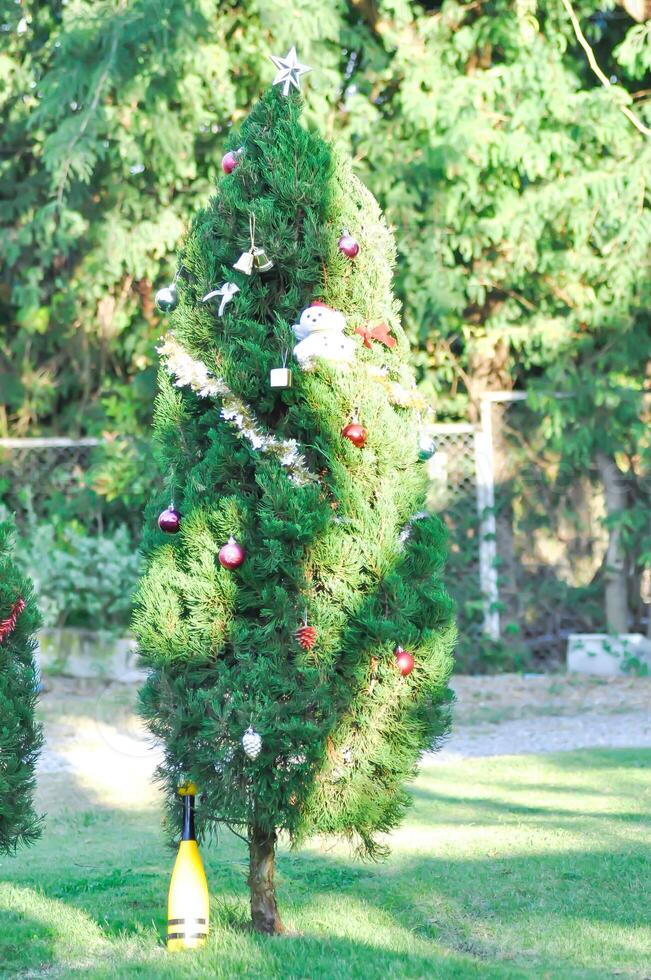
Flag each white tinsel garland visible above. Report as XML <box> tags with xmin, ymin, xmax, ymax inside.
<box><xmin>157</xmin><ymin>334</ymin><xmax>316</xmax><ymax>486</ymax></box>
<box><xmin>399</xmin><ymin>510</ymin><xmax>429</xmax><ymax>545</ymax></box>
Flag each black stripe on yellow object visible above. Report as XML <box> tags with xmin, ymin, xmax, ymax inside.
<box><xmin>168</xmin><ymin>918</ymin><xmax>207</xmax><ymax>926</ymax></box>
<box><xmin>167</xmin><ymin>932</ymin><xmax>207</xmax><ymax>941</ymax></box>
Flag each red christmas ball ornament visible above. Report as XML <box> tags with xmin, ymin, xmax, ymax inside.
<box><xmin>221</xmin><ymin>147</ymin><xmax>243</xmax><ymax>174</ymax></box>
<box><xmin>219</xmin><ymin>536</ymin><xmax>245</xmax><ymax>570</ymax></box>
<box><xmin>338</xmin><ymin>229</ymin><xmax>360</xmax><ymax>259</ymax></box>
<box><xmin>342</xmin><ymin>422</ymin><xmax>367</xmax><ymax>448</ymax></box>
<box><xmin>158</xmin><ymin>505</ymin><xmax>181</xmax><ymax>534</ymax></box>
<box><xmin>394</xmin><ymin>646</ymin><xmax>415</xmax><ymax>677</ymax></box>
<box><xmin>296</xmin><ymin>623</ymin><xmax>317</xmax><ymax>651</ymax></box>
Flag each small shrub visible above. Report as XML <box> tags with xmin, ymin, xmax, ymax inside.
<box><xmin>0</xmin><ymin>506</ymin><xmax>141</xmax><ymax>631</ymax></box>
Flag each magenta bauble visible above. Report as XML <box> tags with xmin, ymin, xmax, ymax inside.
<box><xmin>219</xmin><ymin>537</ymin><xmax>245</xmax><ymax>570</ymax></box>
<box><xmin>394</xmin><ymin>646</ymin><xmax>415</xmax><ymax>677</ymax></box>
<box><xmin>338</xmin><ymin>230</ymin><xmax>360</xmax><ymax>259</ymax></box>
<box><xmin>341</xmin><ymin>422</ymin><xmax>367</xmax><ymax>448</ymax></box>
<box><xmin>221</xmin><ymin>147</ymin><xmax>243</xmax><ymax>174</ymax></box>
<box><xmin>158</xmin><ymin>506</ymin><xmax>181</xmax><ymax>534</ymax></box>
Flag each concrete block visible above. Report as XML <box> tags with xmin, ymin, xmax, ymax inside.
<box><xmin>567</xmin><ymin>633</ymin><xmax>651</xmax><ymax>676</ymax></box>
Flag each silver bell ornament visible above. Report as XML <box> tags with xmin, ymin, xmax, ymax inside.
<box><xmin>233</xmin><ymin>249</ymin><xmax>255</xmax><ymax>275</ymax></box>
<box><xmin>233</xmin><ymin>213</ymin><xmax>272</xmax><ymax>276</ymax></box>
<box><xmin>242</xmin><ymin>726</ymin><xmax>262</xmax><ymax>760</ymax></box>
<box><xmin>253</xmin><ymin>246</ymin><xmax>274</xmax><ymax>273</ymax></box>
<box><xmin>155</xmin><ymin>283</ymin><xmax>178</xmax><ymax>313</ymax></box>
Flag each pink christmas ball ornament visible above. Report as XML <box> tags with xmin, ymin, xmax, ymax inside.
<box><xmin>158</xmin><ymin>505</ymin><xmax>181</xmax><ymax>534</ymax></box>
<box><xmin>219</xmin><ymin>536</ymin><xmax>246</xmax><ymax>570</ymax></box>
<box><xmin>221</xmin><ymin>147</ymin><xmax>244</xmax><ymax>174</ymax></box>
<box><xmin>338</xmin><ymin>229</ymin><xmax>360</xmax><ymax>259</ymax></box>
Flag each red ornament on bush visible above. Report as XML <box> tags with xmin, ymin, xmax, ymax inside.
<box><xmin>342</xmin><ymin>422</ymin><xmax>367</xmax><ymax>448</ymax></box>
<box><xmin>338</xmin><ymin>229</ymin><xmax>360</xmax><ymax>259</ymax></box>
<box><xmin>0</xmin><ymin>598</ymin><xmax>25</xmax><ymax>644</ymax></box>
<box><xmin>296</xmin><ymin>623</ymin><xmax>317</xmax><ymax>651</ymax></box>
<box><xmin>158</xmin><ymin>505</ymin><xmax>181</xmax><ymax>534</ymax></box>
<box><xmin>219</xmin><ymin>537</ymin><xmax>245</xmax><ymax>570</ymax></box>
<box><xmin>221</xmin><ymin>147</ymin><xmax>243</xmax><ymax>174</ymax></box>
<box><xmin>394</xmin><ymin>646</ymin><xmax>415</xmax><ymax>677</ymax></box>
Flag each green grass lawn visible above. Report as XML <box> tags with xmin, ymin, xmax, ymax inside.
<box><xmin>1</xmin><ymin>748</ymin><xmax>649</xmax><ymax>979</ymax></box>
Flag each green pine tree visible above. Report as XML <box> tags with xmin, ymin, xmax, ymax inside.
<box><xmin>134</xmin><ymin>73</ymin><xmax>455</xmax><ymax>933</ymax></box>
<box><xmin>0</xmin><ymin>518</ymin><xmax>43</xmax><ymax>854</ymax></box>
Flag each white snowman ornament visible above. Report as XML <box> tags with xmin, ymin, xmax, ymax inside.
<box><xmin>292</xmin><ymin>302</ymin><xmax>356</xmax><ymax>370</ymax></box>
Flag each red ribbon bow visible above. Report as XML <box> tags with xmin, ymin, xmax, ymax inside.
<box><xmin>355</xmin><ymin>322</ymin><xmax>396</xmax><ymax>350</ymax></box>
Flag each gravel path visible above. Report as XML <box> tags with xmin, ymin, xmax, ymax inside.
<box><xmin>434</xmin><ymin>710</ymin><xmax>651</xmax><ymax>760</ymax></box>
<box><xmin>430</xmin><ymin>673</ymin><xmax>651</xmax><ymax>759</ymax></box>
<box><xmin>35</xmin><ymin>673</ymin><xmax>651</xmax><ymax>782</ymax></box>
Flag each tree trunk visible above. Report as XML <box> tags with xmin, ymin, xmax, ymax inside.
<box><xmin>596</xmin><ymin>452</ymin><xmax>629</xmax><ymax>634</ymax></box>
<box><xmin>248</xmin><ymin>826</ymin><xmax>284</xmax><ymax>934</ymax></box>
<box><xmin>617</xmin><ymin>0</ymin><xmax>651</xmax><ymax>23</ymax></box>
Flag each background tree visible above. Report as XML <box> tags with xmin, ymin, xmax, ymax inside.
<box><xmin>0</xmin><ymin>517</ymin><xmax>42</xmax><ymax>853</ymax></box>
<box><xmin>354</xmin><ymin>1</ymin><xmax>651</xmax><ymax>646</ymax></box>
<box><xmin>133</xmin><ymin>78</ymin><xmax>455</xmax><ymax>933</ymax></box>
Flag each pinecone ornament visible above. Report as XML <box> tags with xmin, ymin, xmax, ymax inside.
<box><xmin>295</xmin><ymin>622</ymin><xmax>317</xmax><ymax>650</ymax></box>
<box><xmin>242</xmin><ymin>727</ymin><xmax>262</xmax><ymax>760</ymax></box>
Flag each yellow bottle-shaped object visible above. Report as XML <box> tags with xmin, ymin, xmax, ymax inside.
<box><xmin>167</xmin><ymin>783</ymin><xmax>209</xmax><ymax>951</ymax></box>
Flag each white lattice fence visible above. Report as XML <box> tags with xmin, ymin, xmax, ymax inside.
<box><xmin>0</xmin><ymin>437</ymin><xmax>100</xmax><ymax>519</ymax></box>
<box><xmin>428</xmin><ymin>423</ymin><xmax>486</xmax><ymax>642</ymax></box>
<box><xmin>4</xmin><ymin>404</ymin><xmax>619</xmax><ymax>660</ymax></box>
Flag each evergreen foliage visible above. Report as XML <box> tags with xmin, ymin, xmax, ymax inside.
<box><xmin>0</xmin><ymin>518</ymin><xmax>42</xmax><ymax>853</ymax></box>
<box><xmin>133</xmin><ymin>85</ymin><xmax>455</xmax><ymax>927</ymax></box>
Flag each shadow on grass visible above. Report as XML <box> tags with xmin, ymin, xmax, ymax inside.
<box><xmin>2</xmin><ymin>843</ymin><xmax>644</xmax><ymax>979</ymax></box>
<box><xmin>0</xmin><ymin>893</ymin><xmax>518</xmax><ymax>980</ymax></box>
<box><xmin>1</xmin><ymin>749</ymin><xmax>649</xmax><ymax>977</ymax></box>
<box><xmin>408</xmin><ymin>784</ymin><xmax>651</xmax><ymax>825</ymax></box>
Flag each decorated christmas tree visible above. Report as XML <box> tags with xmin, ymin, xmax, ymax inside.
<box><xmin>134</xmin><ymin>50</ymin><xmax>455</xmax><ymax>934</ymax></box>
<box><xmin>0</xmin><ymin>518</ymin><xmax>43</xmax><ymax>854</ymax></box>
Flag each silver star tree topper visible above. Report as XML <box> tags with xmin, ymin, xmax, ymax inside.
<box><xmin>270</xmin><ymin>47</ymin><xmax>312</xmax><ymax>96</ymax></box>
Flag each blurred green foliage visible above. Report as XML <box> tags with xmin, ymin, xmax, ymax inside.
<box><xmin>0</xmin><ymin>503</ymin><xmax>141</xmax><ymax>630</ymax></box>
